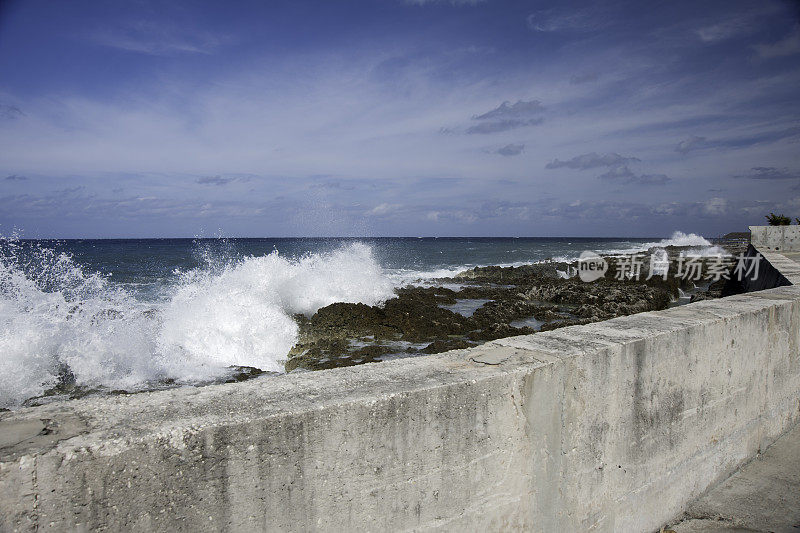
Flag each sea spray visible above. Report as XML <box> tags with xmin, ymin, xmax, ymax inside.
<box><xmin>157</xmin><ymin>243</ymin><xmax>395</xmax><ymax>375</ymax></box>
<box><xmin>603</xmin><ymin>231</ymin><xmax>729</xmax><ymax>258</ymax></box>
<box><xmin>0</xmin><ymin>237</ymin><xmax>155</xmax><ymax>407</ymax></box>
<box><xmin>639</xmin><ymin>231</ymin><xmax>728</xmax><ymax>257</ymax></box>
<box><xmin>0</xmin><ymin>239</ymin><xmax>394</xmax><ymax>408</ymax></box>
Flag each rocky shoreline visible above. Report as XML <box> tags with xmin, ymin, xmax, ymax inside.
<box><xmin>284</xmin><ymin>244</ymin><xmax>736</xmax><ymax>372</ymax></box>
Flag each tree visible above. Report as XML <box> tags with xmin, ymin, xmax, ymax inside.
<box><xmin>766</xmin><ymin>213</ymin><xmax>791</xmax><ymax>225</ymax></box>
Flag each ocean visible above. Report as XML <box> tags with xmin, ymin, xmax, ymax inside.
<box><xmin>0</xmin><ymin>232</ymin><xmax>722</xmax><ymax>407</ymax></box>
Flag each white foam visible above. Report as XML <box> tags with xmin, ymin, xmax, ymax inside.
<box><xmin>386</xmin><ymin>267</ymin><xmax>468</xmax><ymax>286</ymax></box>
<box><xmin>641</xmin><ymin>231</ymin><xmax>713</xmax><ymax>248</ymax></box>
<box><xmin>601</xmin><ymin>231</ymin><xmax>729</xmax><ymax>257</ymax></box>
<box><xmin>0</xmin><ymin>240</ymin><xmax>394</xmax><ymax>408</ymax></box>
<box><xmin>387</xmin><ymin>256</ymin><xmax>580</xmax><ymax>287</ymax></box>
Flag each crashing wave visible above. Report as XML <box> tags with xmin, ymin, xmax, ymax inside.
<box><xmin>0</xmin><ymin>239</ymin><xmax>394</xmax><ymax>408</ymax></box>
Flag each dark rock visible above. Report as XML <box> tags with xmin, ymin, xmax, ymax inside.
<box><xmin>284</xmin><ymin>250</ymin><xmax>715</xmax><ymax>372</ymax></box>
<box><xmin>225</xmin><ymin>366</ymin><xmax>267</xmax><ymax>383</ymax></box>
<box><xmin>421</xmin><ymin>339</ymin><xmax>473</xmax><ymax>354</ymax></box>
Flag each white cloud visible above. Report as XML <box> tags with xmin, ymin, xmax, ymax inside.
<box><xmin>675</xmin><ymin>135</ymin><xmax>707</xmax><ymax>154</ymax></box>
<box><xmin>754</xmin><ymin>26</ymin><xmax>800</xmax><ymax>58</ymax></box>
<box><xmin>88</xmin><ymin>20</ymin><xmax>227</xmax><ymax>56</ymax></box>
<box><xmin>696</xmin><ymin>18</ymin><xmax>755</xmax><ymax>43</ymax></box>
<box><xmin>366</xmin><ymin>203</ymin><xmax>401</xmax><ymax>216</ymax></box>
<box><xmin>527</xmin><ymin>8</ymin><xmax>598</xmax><ymax>33</ymax></box>
<box><xmin>702</xmin><ymin>197</ymin><xmax>728</xmax><ymax>216</ymax></box>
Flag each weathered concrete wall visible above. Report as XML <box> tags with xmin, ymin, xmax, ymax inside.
<box><xmin>2</xmin><ymin>255</ymin><xmax>800</xmax><ymax>532</ymax></box>
<box><xmin>750</xmin><ymin>224</ymin><xmax>800</xmax><ymax>252</ymax></box>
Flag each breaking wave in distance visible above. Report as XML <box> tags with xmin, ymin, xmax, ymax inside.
<box><xmin>605</xmin><ymin>231</ymin><xmax>728</xmax><ymax>257</ymax></box>
<box><xmin>640</xmin><ymin>231</ymin><xmax>714</xmax><ymax>248</ymax></box>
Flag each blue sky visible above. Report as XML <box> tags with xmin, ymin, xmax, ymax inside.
<box><xmin>0</xmin><ymin>0</ymin><xmax>799</xmax><ymax>237</ymax></box>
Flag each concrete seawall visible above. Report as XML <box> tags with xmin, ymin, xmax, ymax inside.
<box><xmin>2</xmin><ymin>230</ymin><xmax>800</xmax><ymax>532</ymax></box>
<box><xmin>751</xmin><ymin>224</ymin><xmax>800</xmax><ymax>252</ymax></box>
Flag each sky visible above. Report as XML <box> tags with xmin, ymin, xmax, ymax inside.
<box><xmin>0</xmin><ymin>0</ymin><xmax>799</xmax><ymax>238</ymax></box>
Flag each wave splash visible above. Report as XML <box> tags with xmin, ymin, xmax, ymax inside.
<box><xmin>639</xmin><ymin>231</ymin><xmax>713</xmax><ymax>249</ymax></box>
<box><xmin>602</xmin><ymin>231</ymin><xmax>728</xmax><ymax>257</ymax></box>
<box><xmin>638</xmin><ymin>231</ymin><xmax>728</xmax><ymax>257</ymax></box>
<box><xmin>0</xmin><ymin>239</ymin><xmax>394</xmax><ymax>408</ymax></box>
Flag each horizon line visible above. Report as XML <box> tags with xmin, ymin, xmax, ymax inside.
<box><xmin>8</xmin><ymin>234</ymin><xmax>738</xmax><ymax>241</ymax></box>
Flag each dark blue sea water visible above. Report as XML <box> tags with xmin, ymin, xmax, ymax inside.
<box><xmin>0</xmin><ymin>233</ymin><xmax>717</xmax><ymax>407</ymax></box>
<box><xmin>13</xmin><ymin>236</ymin><xmax>688</xmax><ymax>293</ymax></box>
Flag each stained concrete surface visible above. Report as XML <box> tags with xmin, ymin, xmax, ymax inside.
<box><xmin>670</xmin><ymin>424</ymin><xmax>800</xmax><ymax>533</ymax></box>
<box><xmin>669</xmin><ymin>247</ymin><xmax>800</xmax><ymax>533</ymax></box>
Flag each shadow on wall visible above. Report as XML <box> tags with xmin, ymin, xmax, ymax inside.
<box><xmin>722</xmin><ymin>243</ymin><xmax>791</xmax><ymax>296</ymax></box>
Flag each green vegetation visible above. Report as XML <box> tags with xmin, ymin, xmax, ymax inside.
<box><xmin>766</xmin><ymin>213</ymin><xmax>792</xmax><ymax>225</ymax></box>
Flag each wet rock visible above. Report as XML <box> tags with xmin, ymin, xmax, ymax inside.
<box><xmin>225</xmin><ymin>366</ymin><xmax>268</xmax><ymax>383</ymax></box>
<box><xmin>421</xmin><ymin>339</ymin><xmax>473</xmax><ymax>354</ymax></box>
<box><xmin>285</xmin><ymin>343</ymin><xmax>391</xmax><ymax>372</ymax></box>
<box><xmin>467</xmin><ymin>322</ymin><xmax>536</xmax><ymax>341</ymax></box>
<box><xmin>284</xmin><ymin>250</ymin><xmax>719</xmax><ymax>372</ymax></box>
<box><xmin>455</xmin><ymin>262</ymin><xmax>568</xmax><ymax>281</ymax></box>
